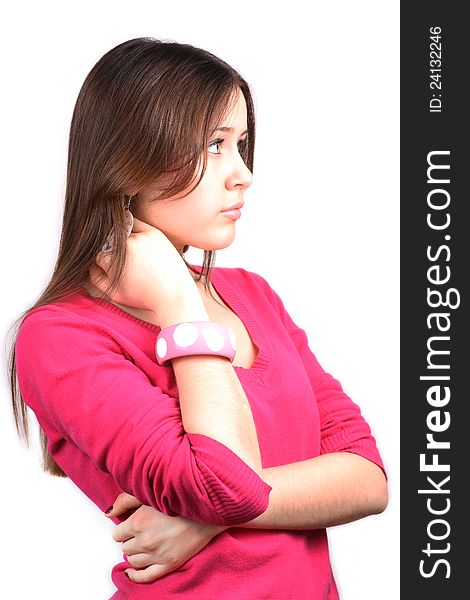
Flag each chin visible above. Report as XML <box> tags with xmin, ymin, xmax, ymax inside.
<box><xmin>192</xmin><ymin>235</ymin><xmax>235</xmax><ymax>252</ymax></box>
<box><xmin>185</xmin><ymin>223</ymin><xmax>237</xmax><ymax>251</ymax></box>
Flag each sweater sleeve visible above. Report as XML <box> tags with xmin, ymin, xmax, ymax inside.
<box><xmin>15</xmin><ymin>308</ymin><xmax>271</xmax><ymax>525</ymax></box>
<box><xmin>248</xmin><ymin>271</ymin><xmax>386</xmax><ymax>476</ymax></box>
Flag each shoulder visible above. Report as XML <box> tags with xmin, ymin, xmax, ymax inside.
<box><xmin>18</xmin><ymin>303</ymin><xmax>80</xmax><ymax>340</ymax></box>
<box><xmin>211</xmin><ymin>265</ymin><xmax>289</xmax><ymax>317</ymax></box>
<box><xmin>18</xmin><ymin>293</ymin><xmax>95</xmax><ymax>332</ymax></box>
<box><xmin>212</xmin><ymin>265</ymin><xmax>274</xmax><ymax>291</ymax></box>
<box><xmin>189</xmin><ymin>262</ymin><xmax>275</xmax><ymax>291</ymax></box>
<box><xmin>16</xmin><ymin>293</ymin><xmax>119</xmax><ymax>356</ymax></box>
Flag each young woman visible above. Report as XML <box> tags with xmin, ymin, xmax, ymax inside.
<box><xmin>9</xmin><ymin>37</ymin><xmax>387</xmax><ymax>599</ymax></box>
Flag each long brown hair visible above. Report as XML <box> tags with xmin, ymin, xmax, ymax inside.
<box><xmin>7</xmin><ymin>37</ymin><xmax>256</xmax><ymax>477</ymax></box>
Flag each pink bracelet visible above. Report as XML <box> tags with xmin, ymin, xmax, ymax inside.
<box><xmin>155</xmin><ymin>321</ymin><xmax>237</xmax><ymax>366</ymax></box>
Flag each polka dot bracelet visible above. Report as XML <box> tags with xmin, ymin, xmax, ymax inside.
<box><xmin>155</xmin><ymin>321</ymin><xmax>237</xmax><ymax>366</ymax></box>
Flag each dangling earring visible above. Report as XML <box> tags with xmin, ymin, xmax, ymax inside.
<box><xmin>101</xmin><ymin>196</ymin><xmax>135</xmax><ymax>253</ymax></box>
<box><xmin>124</xmin><ymin>195</ymin><xmax>134</xmax><ymax>237</ymax></box>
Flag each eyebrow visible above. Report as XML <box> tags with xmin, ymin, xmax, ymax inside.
<box><xmin>211</xmin><ymin>127</ymin><xmax>248</xmax><ymax>135</ymax></box>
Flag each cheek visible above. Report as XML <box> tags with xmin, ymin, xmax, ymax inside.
<box><xmin>173</xmin><ymin>200</ymin><xmax>207</xmax><ymax>226</ymax></box>
<box><xmin>177</xmin><ymin>189</ymin><xmax>216</xmax><ymax>222</ymax></box>
<box><xmin>141</xmin><ymin>179</ymin><xmax>218</xmax><ymax>230</ymax></box>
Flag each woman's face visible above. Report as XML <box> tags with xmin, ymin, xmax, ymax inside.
<box><xmin>134</xmin><ymin>87</ymin><xmax>253</xmax><ymax>254</ymax></box>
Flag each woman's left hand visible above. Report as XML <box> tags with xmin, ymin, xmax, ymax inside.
<box><xmin>107</xmin><ymin>492</ymin><xmax>227</xmax><ymax>583</ymax></box>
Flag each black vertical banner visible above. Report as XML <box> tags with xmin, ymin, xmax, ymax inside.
<box><xmin>401</xmin><ymin>3</ymin><xmax>467</xmax><ymax>597</ymax></box>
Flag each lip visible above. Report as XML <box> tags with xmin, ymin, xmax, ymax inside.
<box><xmin>220</xmin><ymin>208</ymin><xmax>242</xmax><ymax>220</ymax></box>
<box><xmin>220</xmin><ymin>200</ymin><xmax>244</xmax><ymax>220</ymax></box>
<box><xmin>221</xmin><ymin>201</ymin><xmax>244</xmax><ymax>220</ymax></box>
<box><xmin>222</xmin><ymin>200</ymin><xmax>244</xmax><ymax>211</ymax></box>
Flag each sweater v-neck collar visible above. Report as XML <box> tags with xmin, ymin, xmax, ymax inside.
<box><xmin>82</xmin><ymin>265</ymin><xmax>272</xmax><ymax>381</ymax></box>
<box><xmin>209</xmin><ymin>267</ymin><xmax>271</xmax><ymax>380</ymax></box>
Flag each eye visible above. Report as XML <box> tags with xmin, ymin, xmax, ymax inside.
<box><xmin>208</xmin><ymin>139</ymin><xmax>223</xmax><ymax>154</ymax></box>
<box><xmin>237</xmin><ymin>137</ymin><xmax>248</xmax><ymax>152</ymax></box>
<box><xmin>208</xmin><ymin>137</ymin><xmax>248</xmax><ymax>155</ymax></box>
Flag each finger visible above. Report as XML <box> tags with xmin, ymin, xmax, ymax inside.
<box><xmin>106</xmin><ymin>492</ymin><xmax>142</xmax><ymax>519</ymax></box>
<box><xmin>113</xmin><ymin>521</ymin><xmax>135</xmax><ymax>543</ymax></box>
<box><xmin>121</xmin><ymin>536</ymin><xmax>146</xmax><ymax>556</ymax></box>
<box><xmin>126</xmin><ymin>563</ymin><xmax>176</xmax><ymax>583</ymax></box>
<box><xmin>126</xmin><ymin>552</ymin><xmax>153</xmax><ymax>569</ymax></box>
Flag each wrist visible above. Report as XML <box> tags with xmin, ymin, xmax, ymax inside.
<box><xmin>157</xmin><ymin>293</ymin><xmax>210</xmax><ymax>329</ymax></box>
<box><xmin>206</xmin><ymin>523</ymin><xmax>229</xmax><ymax>539</ymax></box>
<box><xmin>156</xmin><ymin>320</ymin><xmax>236</xmax><ymax>366</ymax></box>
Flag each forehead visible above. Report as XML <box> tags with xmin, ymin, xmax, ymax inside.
<box><xmin>213</xmin><ymin>89</ymin><xmax>248</xmax><ymax>133</ymax></box>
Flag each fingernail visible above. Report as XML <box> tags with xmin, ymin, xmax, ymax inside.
<box><xmin>105</xmin><ymin>505</ymin><xmax>113</xmax><ymax>514</ymax></box>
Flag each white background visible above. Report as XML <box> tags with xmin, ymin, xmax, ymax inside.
<box><xmin>0</xmin><ymin>1</ymin><xmax>399</xmax><ymax>598</ymax></box>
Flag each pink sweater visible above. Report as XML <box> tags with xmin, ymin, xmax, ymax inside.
<box><xmin>15</xmin><ymin>266</ymin><xmax>385</xmax><ymax>599</ymax></box>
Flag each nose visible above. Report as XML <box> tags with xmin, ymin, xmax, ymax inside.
<box><xmin>226</xmin><ymin>152</ymin><xmax>253</xmax><ymax>190</ymax></box>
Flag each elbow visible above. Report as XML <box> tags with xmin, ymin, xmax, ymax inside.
<box><xmin>154</xmin><ymin>432</ymin><xmax>272</xmax><ymax>526</ymax></box>
<box><xmin>158</xmin><ymin>463</ymin><xmax>272</xmax><ymax>526</ymax></box>
<box><xmin>186</xmin><ymin>432</ymin><xmax>272</xmax><ymax>525</ymax></box>
<box><xmin>367</xmin><ymin>469</ymin><xmax>389</xmax><ymax>516</ymax></box>
<box><xmin>209</xmin><ymin>477</ymin><xmax>272</xmax><ymax>526</ymax></box>
<box><xmin>184</xmin><ymin>444</ymin><xmax>273</xmax><ymax>526</ymax></box>
<box><xmin>376</xmin><ymin>478</ymin><xmax>389</xmax><ymax>514</ymax></box>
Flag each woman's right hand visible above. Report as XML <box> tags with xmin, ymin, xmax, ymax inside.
<box><xmin>107</xmin><ymin>492</ymin><xmax>227</xmax><ymax>583</ymax></box>
<box><xmin>89</xmin><ymin>217</ymin><xmax>202</xmax><ymax>323</ymax></box>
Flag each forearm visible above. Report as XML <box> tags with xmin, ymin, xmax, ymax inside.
<box><xmin>239</xmin><ymin>452</ymin><xmax>388</xmax><ymax>530</ymax></box>
<box><xmin>109</xmin><ymin>454</ymin><xmax>387</xmax><ymax>574</ymax></box>
<box><xmin>158</xmin><ymin>295</ymin><xmax>263</xmax><ymax>474</ymax></box>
